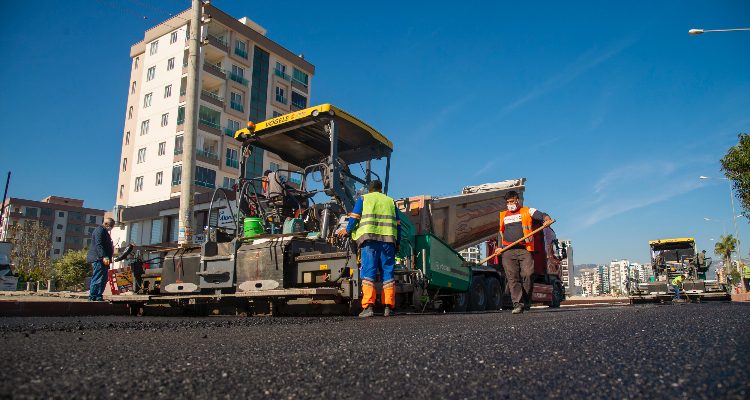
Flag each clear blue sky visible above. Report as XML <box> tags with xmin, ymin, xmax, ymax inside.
<box><xmin>1</xmin><ymin>0</ymin><xmax>748</xmax><ymax>265</ymax></box>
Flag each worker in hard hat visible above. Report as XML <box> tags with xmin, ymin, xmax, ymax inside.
<box><xmin>672</xmin><ymin>273</ymin><xmax>687</xmax><ymax>301</ymax></box>
<box><xmin>337</xmin><ymin>180</ymin><xmax>401</xmax><ymax>318</ymax></box>
<box><xmin>492</xmin><ymin>190</ymin><xmax>553</xmax><ymax>314</ymax></box>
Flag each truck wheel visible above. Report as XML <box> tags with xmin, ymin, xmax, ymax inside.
<box><xmin>468</xmin><ymin>275</ymin><xmax>486</xmax><ymax>311</ymax></box>
<box><xmin>550</xmin><ymin>281</ymin><xmax>564</xmax><ymax>308</ymax></box>
<box><xmin>484</xmin><ymin>277</ymin><xmax>502</xmax><ymax>311</ymax></box>
<box><xmin>451</xmin><ymin>292</ymin><xmax>468</xmax><ymax>312</ymax></box>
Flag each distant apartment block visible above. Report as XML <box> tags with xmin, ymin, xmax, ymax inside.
<box><xmin>113</xmin><ymin>3</ymin><xmax>314</xmax><ymax>249</ymax></box>
<box><xmin>0</xmin><ymin>196</ymin><xmax>106</xmax><ymax>259</ymax></box>
<box><xmin>460</xmin><ymin>245</ymin><xmax>481</xmax><ymax>263</ymax></box>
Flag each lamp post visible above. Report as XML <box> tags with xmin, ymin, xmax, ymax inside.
<box><xmin>689</xmin><ymin>28</ymin><xmax>750</xmax><ymax>35</ymax></box>
<box><xmin>700</xmin><ymin>176</ymin><xmax>741</xmax><ymax>267</ymax></box>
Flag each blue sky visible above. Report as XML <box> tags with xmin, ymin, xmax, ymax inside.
<box><xmin>1</xmin><ymin>0</ymin><xmax>748</xmax><ymax>265</ymax></box>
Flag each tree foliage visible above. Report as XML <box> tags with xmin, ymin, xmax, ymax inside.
<box><xmin>7</xmin><ymin>222</ymin><xmax>53</xmax><ymax>282</ymax></box>
<box><xmin>53</xmin><ymin>249</ymin><xmax>90</xmax><ymax>290</ymax></box>
<box><xmin>721</xmin><ymin>133</ymin><xmax>750</xmax><ymax>218</ymax></box>
<box><xmin>714</xmin><ymin>234</ymin><xmax>738</xmax><ymax>278</ymax></box>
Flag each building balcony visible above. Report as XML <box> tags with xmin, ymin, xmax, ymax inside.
<box><xmin>195</xmin><ymin>180</ymin><xmax>216</xmax><ymax>189</ymax></box>
<box><xmin>196</xmin><ymin>148</ymin><xmax>219</xmax><ymax>160</ymax></box>
<box><xmin>230</xmin><ymin>101</ymin><xmax>244</xmax><ymax>113</ymax></box>
<box><xmin>174</xmin><ymin>147</ymin><xmax>183</xmax><ymax>155</ymax></box>
<box><xmin>206</xmin><ymin>34</ymin><xmax>228</xmax><ymax>52</ymax></box>
<box><xmin>200</xmin><ymin>90</ymin><xmax>224</xmax><ymax>108</ymax></box>
<box><xmin>234</xmin><ymin>47</ymin><xmax>248</xmax><ymax>59</ymax></box>
<box><xmin>226</xmin><ymin>159</ymin><xmax>239</xmax><ymax>169</ymax></box>
<box><xmin>203</xmin><ymin>62</ymin><xmax>226</xmax><ymax>80</ymax></box>
<box><xmin>292</xmin><ymin>78</ymin><xmax>309</xmax><ymax>93</ymax></box>
<box><xmin>274</xmin><ymin>69</ymin><xmax>291</xmax><ymax>81</ymax></box>
<box><xmin>198</xmin><ymin>118</ymin><xmax>222</xmax><ymax>136</ymax></box>
<box><xmin>229</xmin><ymin>72</ymin><xmax>248</xmax><ymax>86</ymax></box>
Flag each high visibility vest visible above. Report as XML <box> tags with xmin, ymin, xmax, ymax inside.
<box><xmin>743</xmin><ymin>264</ymin><xmax>750</xmax><ymax>279</ymax></box>
<box><xmin>499</xmin><ymin>207</ymin><xmax>534</xmax><ymax>252</ymax></box>
<box><xmin>351</xmin><ymin>192</ymin><xmax>398</xmax><ymax>245</ymax></box>
<box><xmin>672</xmin><ymin>275</ymin><xmax>684</xmax><ymax>286</ymax></box>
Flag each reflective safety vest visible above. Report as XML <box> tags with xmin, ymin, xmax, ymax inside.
<box><xmin>672</xmin><ymin>275</ymin><xmax>684</xmax><ymax>286</ymax></box>
<box><xmin>744</xmin><ymin>264</ymin><xmax>750</xmax><ymax>279</ymax></box>
<box><xmin>499</xmin><ymin>207</ymin><xmax>535</xmax><ymax>252</ymax></box>
<box><xmin>351</xmin><ymin>192</ymin><xmax>398</xmax><ymax>245</ymax></box>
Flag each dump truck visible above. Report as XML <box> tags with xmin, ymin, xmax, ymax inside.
<box><xmin>629</xmin><ymin>237</ymin><xmax>729</xmax><ymax>302</ymax></box>
<box><xmin>110</xmin><ymin>104</ymin><xmax>565</xmax><ymax>315</ymax></box>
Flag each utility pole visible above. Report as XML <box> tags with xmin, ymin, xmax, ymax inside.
<box><xmin>178</xmin><ymin>0</ymin><xmax>202</xmax><ymax>246</ymax></box>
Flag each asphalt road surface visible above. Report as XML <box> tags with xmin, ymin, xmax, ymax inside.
<box><xmin>1</xmin><ymin>303</ymin><xmax>748</xmax><ymax>399</ymax></box>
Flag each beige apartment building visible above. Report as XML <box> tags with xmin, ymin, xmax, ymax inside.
<box><xmin>0</xmin><ymin>196</ymin><xmax>106</xmax><ymax>259</ymax></box>
<box><xmin>113</xmin><ymin>3</ymin><xmax>314</xmax><ymax>250</ymax></box>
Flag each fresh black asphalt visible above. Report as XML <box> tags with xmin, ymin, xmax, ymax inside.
<box><xmin>1</xmin><ymin>302</ymin><xmax>748</xmax><ymax>399</ymax></box>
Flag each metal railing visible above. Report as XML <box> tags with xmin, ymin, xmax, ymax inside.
<box><xmin>206</xmin><ymin>33</ymin><xmax>228</xmax><ymax>48</ymax></box>
<box><xmin>195</xmin><ymin>180</ymin><xmax>216</xmax><ymax>189</ymax></box>
<box><xmin>275</xmin><ymin>95</ymin><xmax>288</xmax><ymax>105</ymax></box>
<box><xmin>274</xmin><ymin>69</ymin><xmax>291</xmax><ymax>81</ymax></box>
<box><xmin>176</xmin><ymin>117</ymin><xmax>185</xmax><ymax>125</ymax></box>
<box><xmin>225</xmin><ymin>127</ymin><xmax>237</xmax><ymax>137</ymax></box>
<box><xmin>174</xmin><ymin>147</ymin><xmax>183</xmax><ymax>155</ymax></box>
<box><xmin>230</xmin><ymin>101</ymin><xmax>244</xmax><ymax>112</ymax></box>
<box><xmin>196</xmin><ymin>149</ymin><xmax>219</xmax><ymax>160</ymax></box>
<box><xmin>198</xmin><ymin>118</ymin><xmax>221</xmax><ymax>130</ymax></box>
<box><xmin>229</xmin><ymin>72</ymin><xmax>248</xmax><ymax>85</ymax></box>
<box><xmin>201</xmin><ymin>90</ymin><xmax>224</xmax><ymax>103</ymax></box>
<box><xmin>226</xmin><ymin>159</ymin><xmax>239</xmax><ymax>168</ymax></box>
<box><xmin>234</xmin><ymin>47</ymin><xmax>248</xmax><ymax>59</ymax></box>
<box><xmin>203</xmin><ymin>62</ymin><xmax>225</xmax><ymax>78</ymax></box>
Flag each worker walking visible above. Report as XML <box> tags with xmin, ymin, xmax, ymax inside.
<box><xmin>337</xmin><ymin>180</ymin><xmax>401</xmax><ymax>318</ymax></box>
<box><xmin>672</xmin><ymin>273</ymin><xmax>687</xmax><ymax>301</ymax></box>
<box><xmin>86</xmin><ymin>218</ymin><xmax>115</xmax><ymax>301</ymax></box>
<box><xmin>493</xmin><ymin>191</ymin><xmax>553</xmax><ymax>314</ymax></box>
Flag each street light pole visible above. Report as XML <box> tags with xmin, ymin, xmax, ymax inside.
<box><xmin>689</xmin><ymin>28</ymin><xmax>750</xmax><ymax>35</ymax></box>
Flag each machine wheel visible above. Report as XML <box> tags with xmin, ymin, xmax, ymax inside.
<box><xmin>450</xmin><ymin>292</ymin><xmax>469</xmax><ymax>312</ymax></box>
<box><xmin>550</xmin><ymin>280</ymin><xmax>564</xmax><ymax>308</ymax></box>
<box><xmin>468</xmin><ymin>275</ymin><xmax>486</xmax><ymax>311</ymax></box>
<box><xmin>484</xmin><ymin>277</ymin><xmax>502</xmax><ymax>311</ymax></box>
<box><xmin>127</xmin><ymin>304</ymin><xmax>145</xmax><ymax>317</ymax></box>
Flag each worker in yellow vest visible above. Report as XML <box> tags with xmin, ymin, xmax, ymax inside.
<box><xmin>672</xmin><ymin>273</ymin><xmax>686</xmax><ymax>301</ymax></box>
<box><xmin>492</xmin><ymin>191</ymin><xmax>553</xmax><ymax>314</ymax></box>
<box><xmin>337</xmin><ymin>180</ymin><xmax>401</xmax><ymax>318</ymax></box>
<box><xmin>743</xmin><ymin>263</ymin><xmax>750</xmax><ymax>291</ymax></box>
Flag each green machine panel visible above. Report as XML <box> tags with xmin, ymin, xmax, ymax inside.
<box><xmin>414</xmin><ymin>234</ymin><xmax>472</xmax><ymax>293</ymax></box>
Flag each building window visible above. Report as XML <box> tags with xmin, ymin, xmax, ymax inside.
<box><xmin>177</xmin><ymin>105</ymin><xmax>185</xmax><ymax>125</ymax></box>
<box><xmin>134</xmin><ymin>176</ymin><xmax>144</xmax><ymax>192</ymax></box>
<box><xmin>125</xmin><ymin>131</ymin><xmax>130</xmax><ymax>145</ymax></box>
<box><xmin>170</xmin><ymin>31</ymin><xmax>178</xmax><ymax>44</ymax></box>
<box><xmin>131</xmin><ymin>81</ymin><xmax>136</xmax><ymax>94</ymax></box>
<box><xmin>88</xmin><ymin>215</ymin><xmax>97</xmax><ymax>224</ymax></box>
<box><xmin>128</xmin><ymin>106</ymin><xmax>133</xmax><ymax>120</ymax></box>
<box><xmin>275</xmin><ymin>87</ymin><xmax>287</xmax><ymax>104</ymax></box>
<box><xmin>161</xmin><ymin>113</ymin><xmax>169</xmax><ymax>127</ymax></box>
<box><xmin>24</xmin><ymin>207</ymin><xmax>38</xmax><ymax>218</ymax></box>
<box><xmin>134</xmin><ymin>57</ymin><xmax>139</xmax><ymax>69</ymax></box>
<box><xmin>293</xmin><ymin>68</ymin><xmax>309</xmax><ymax>87</ymax></box>
<box><xmin>195</xmin><ymin>166</ymin><xmax>216</xmax><ymax>189</ymax></box>
<box><xmin>235</xmin><ymin>40</ymin><xmax>248</xmax><ymax>58</ymax></box>
<box><xmin>272</xmin><ymin>111</ymin><xmax>283</xmax><ymax>118</ymax></box>
<box><xmin>56</xmin><ymin>237</ymin><xmax>62</xmax><ymax>243</ymax></box>
<box><xmin>122</xmin><ymin>158</ymin><xmax>127</xmax><ymax>172</ymax></box>
<box><xmin>58</xmin><ymin>211</ymin><xmax>64</xmax><ymax>217</ymax></box>
<box><xmin>56</xmin><ymin>224</ymin><xmax>63</xmax><ymax>230</ymax></box>
<box><xmin>140</xmin><ymin>120</ymin><xmax>150</xmax><ymax>135</ymax></box>
<box><xmin>143</xmin><ymin>92</ymin><xmax>152</xmax><ymax>108</ymax></box>
<box><xmin>164</xmin><ymin>84</ymin><xmax>172</xmax><ymax>98</ymax></box>
<box><xmin>274</xmin><ymin>61</ymin><xmax>288</xmax><ymax>80</ymax></box>
<box><xmin>167</xmin><ymin>57</ymin><xmax>175</xmax><ymax>71</ymax></box>
<box><xmin>150</xmin><ymin>41</ymin><xmax>159</xmax><ymax>55</ymax></box>
<box><xmin>291</xmin><ymin>92</ymin><xmax>307</xmax><ymax>109</ymax></box>
<box><xmin>230</xmin><ymin>92</ymin><xmax>243</xmax><ymax>112</ymax></box>
<box><xmin>137</xmin><ymin>148</ymin><xmax>146</xmax><ymax>163</ymax></box>
<box><xmin>147</xmin><ymin>66</ymin><xmax>155</xmax><ymax>81</ymax></box>
<box><xmin>174</xmin><ymin>135</ymin><xmax>183</xmax><ymax>155</ymax></box>
<box><xmin>226</xmin><ymin>147</ymin><xmax>238</xmax><ymax>168</ymax></box>
<box><xmin>171</xmin><ymin>165</ymin><xmax>182</xmax><ymax>186</ymax></box>
<box><xmin>155</xmin><ymin>171</ymin><xmax>163</xmax><ymax>186</ymax></box>
<box><xmin>119</xmin><ymin>185</ymin><xmax>124</xmax><ymax>198</ymax></box>
<box><xmin>231</xmin><ymin>65</ymin><xmax>244</xmax><ymax>81</ymax></box>
<box><xmin>222</xmin><ymin>177</ymin><xmax>236</xmax><ymax>189</ymax></box>
<box><xmin>53</xmin><ymin>249</ymin><xmax>60</xmax><ymax>255</ymax></box>
<box><xmin>158</xmin><ymin>142</ymin><xmax>166</xmax><ymax>155</ymax></box>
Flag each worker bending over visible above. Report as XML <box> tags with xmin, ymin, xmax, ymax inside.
<box><xmin>337</xmin><ymin>180</ymin><xmax>401</xmax><ymax>318</ymax></box>
<box><xmin>493</xmin><ymin>191</ymin><xmax>553</xmax><ymax>314</ymax></box>
<box><xmin>672</xmin><ymin>273</ymin><xmax>687</xmax><ymax>301</ymax></box>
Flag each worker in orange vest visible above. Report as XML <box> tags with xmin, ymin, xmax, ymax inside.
<box><xmin>492</xmin><ymin>191</ymin><xmax>553</xmax><ymax>314</ymax></box>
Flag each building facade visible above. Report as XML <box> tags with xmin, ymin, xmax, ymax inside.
<box><xmin>460</xmin><ymin>245</ymin><xmax>481</xmax><ymax>263</ymax></box>
<box><xmin>0</xmin><ymin>197</ymin><xmax>106</xmax><ymax>259</ymax></box>
<box><xmin>113</xmin><ymin>4</ymin><xmax>315</xmax><ymax>249</ymax></box>
<box><xmin>608</xmin><ymin>260</ymin><xmax>630</xmax><ymax>295</ymax></box>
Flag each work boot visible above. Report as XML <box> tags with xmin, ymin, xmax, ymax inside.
<box><xmin>523</xmin><ymin>300</ymin><xmax>531</xmax><ymax>311</ymax></box>
<box><xmin>358</xmin><ymin>307</ymin><xmax>374</xmax><ymax>318</ymax></box>
<box><xmin>512</xmin><ymin>303</ymin><xmax>524</xmax><ymax>314</ymax></box>
<box><xmin>383</xmin><ymin>307</ymin><xmax>392</xmax><ymax>317</ymax></box>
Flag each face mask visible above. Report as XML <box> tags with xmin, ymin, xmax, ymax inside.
<box><xmin>507</xmin><ymin>204</ymin><xmax>518</xmax><ymax>212</ymax></box>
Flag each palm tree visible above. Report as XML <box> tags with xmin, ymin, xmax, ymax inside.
<box><xmin>714</xmin><ymin>234</ymin><xmax>738</xmax><ymax>276</ymax></box>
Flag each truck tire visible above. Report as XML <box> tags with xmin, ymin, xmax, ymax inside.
<box><xmin>451</xmin><ymin>292</ymin><xmax>469</xmax><ymax>312</ymax></box>
<box><xmin>468</xmin><ymin>275</ymin><xmax>486</xmax><ymax>311</ymax></box>
<box><xmin>484</xmin><ymin>277</ymin><xmax>502</xmax><ymax>311</ymax></box>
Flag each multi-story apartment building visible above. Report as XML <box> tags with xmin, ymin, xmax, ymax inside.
<box><xmin>596</xmin><ymin>264</ymin><xmax>610</xmax><ymax>295</ymax></box>
<box><xmin>580</xmin><ymin>270</ymin><xmax>595</xmax><ymax>296</ymax></box>
<box><xmin>608</xmin><ymin>260</ymin><xmax>630</xmax><ymax>295</ymax></box>
<box><xmin>460</xmin><ymin>245</ymin><xmax>481</xmax><ymax>263</ymax></box>
<box><xmin>559</xmin><ymin>239</ymin><xmax>574</xmax><ymax>295</ymax></box>
<box><xmin>112</xmin><ymin>4</ymin><xmax>314</xmax><ymax>249</ymax></box>
<box><xmin>0</xmin><ymin>196</ymin><xmax>106</xmax><ymax>259</ymax></box>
